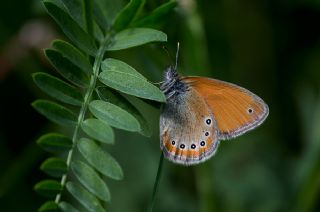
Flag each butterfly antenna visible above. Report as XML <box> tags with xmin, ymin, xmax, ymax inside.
<box><xmin>174</xmin><ymin>42</ymin><xmax>180</xmax><ymax>70</ymax></box>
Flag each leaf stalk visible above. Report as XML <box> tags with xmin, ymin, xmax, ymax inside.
<box><xmin>55</xmin><ymin>34</ymin><xmax>111</xmax><ymax>204</ymax></box>
<box><xmin>147</xmin><ymin>152</ymin><xmax>164</xmax><ymax>212</ymax></box>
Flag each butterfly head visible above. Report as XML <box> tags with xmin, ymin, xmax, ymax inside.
<box><xmin>164</xmin><ymin>66</ymin><xmax>179</xmax><ymax>81</ymax></box>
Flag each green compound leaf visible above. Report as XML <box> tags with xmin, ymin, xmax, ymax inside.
<box><xmin>36</xmin><ymin>133</ymin><xmax>73</xmax><ymax>153</ymax></box>
<box><xmin>107</xmin><ymin>28</ymin><xmax>167</xmax><ymax>51</ymax></box>
<box><xmin>52</xmin><ymin>40</ymin><xmax>92</xmax><ymax>75</ymax></box>
<box><xmin>40</xmin><ymin>157</ymin><xmax>68</xmax><ymax>178</ymax></box>
<box><xmin>132</xmin><ymin>1</ymin><xmax>177</xmax><ymax>27</ymax></box>
<box><xmin>45</xmin><ymin>49</ymin><xmax>89</xmax><ymax>87</ymax></box>
<box><xmin>39</xmin><ymin>201</ymin><xmax>59</xmax><ymax>212</ymax></box>
<box><xmin>97</xmin><ymin>87</ymin><xmax>151</xmax><ymax>137</ymax></box>
<box><xmin>78</xmin><ymin>138</ymin><xmax>124</xmax><ymax>180</ymax></box>
<box><xmin>99</xmin><ymin>58</ymin><xmax>165</xmax><ymax>102</ymax></box>
<box><xmin>66</xmin><ymin>182</ymin><xmax>104</xmax><ymax>212</ymax></box>
<box><xmin>113</xmin><ymin>0</ymin><xmax>145</xmax><ymax>31</ymax></box>
<box><xmin>59</xmin><ymin>202</ymin><xmax>79</xmax><ymax>212</ymax></box>
<box><xmin>82</xmin><ymin>118</ymin><xmax>114</xmax><ymax>144</ymax></box>
<box><xmin>89</xmin><ymin>100</ymin><xmax>140</xmax><ymax>132</ymax></box>
<box><xmin>43</xmin><ymin>0</ymin><xmax>97</xmax><ymax>56</ymax></box>
<box><xmin>32</xmin><ymin>100</ymin><xmax>77</xmax><ymax>126</ymax></box>
<box><xmin>33</xmin><ymin>72</ymin><xmax>83</xmax><ymax>106</ymax></box>
<box><xmin>34</xmin><ymin>180</ymin><xmax>62</xmax><ymax>198</ymax></box>
<box><xmin>71</xmin><ymin>160</ymin><xmax>111</xmax><ymax>202</ymax></box>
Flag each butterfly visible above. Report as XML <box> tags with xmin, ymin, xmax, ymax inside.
<box><xmin>159</xmin><ymin>59</ymin><xmax>269</xmax><ymax>166</ymax></box>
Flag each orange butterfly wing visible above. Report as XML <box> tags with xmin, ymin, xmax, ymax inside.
<box><xmin>183</xmin><ymin>77</ymin><xmax>269</xmax><ymax>140</ymax></box>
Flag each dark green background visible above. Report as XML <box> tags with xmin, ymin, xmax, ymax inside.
<box><xmin>1</xmin><ymin>0</ymin><xmax>320</xmax><ymax>211</ymax></box>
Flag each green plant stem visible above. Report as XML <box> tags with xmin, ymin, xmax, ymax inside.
<box><xmin>147</xmin><ymin>152</ymin><xmax>164</xmax><ymax>212</ymax></box>
<box><xmin>195</xmin><ymin>164</ymin><xmax>215</xmax><ymax>212</ymax></box>
<box><xmin>54</xmin><ymin>34</ymin><xmax>111</xmax><ymax>204</ymax></box>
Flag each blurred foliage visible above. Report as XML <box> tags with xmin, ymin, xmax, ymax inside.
<box><xmin>1</xmin><ymin>0</ymin><xmax>320</xmax><ymax>211</ymax></box>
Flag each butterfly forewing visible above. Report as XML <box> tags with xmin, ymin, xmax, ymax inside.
<box><xmin>184</xmin><ymin>77</ymin><xmax>269</xmax><ymax>140</ymax></box>
<box><xmin>160</xmin><ymin>88</ymin><xmax>219</xmax><ymax>165</ymax></box>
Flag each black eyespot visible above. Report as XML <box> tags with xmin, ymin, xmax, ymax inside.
<box><xmin>248</xmin><ymin>108</ymin><xmax>253</xmax><ymax>114</ymax></box>
<box><xmin>206</xmin><ymin>118</ymin><xmax>212</xmax><ymax>125</ymax></box>
<box><xmin>171</xmin><ymin>140</ymin><xmax>175</xmax><ymax>145</ymax></box>
<box><xmin>191</xmin><ymin>144</ymin><xmax>196</xmax><ymax>149</ymax></box>
<box><xmin>180</xmin><ymin>144</ymin><xmax>185</xmax><ymax>149</ymax></box>
<box><xmin>205</xmin><ymin>132</ymin><xmax>209</xmax><ymax>136</ymax></box>
<box><xmin>200</xmin><ymin>141</ymin><xmax>206</xmax><ymax>146</ymax></box>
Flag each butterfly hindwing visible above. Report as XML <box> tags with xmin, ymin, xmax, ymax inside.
<box><xmin>160</xmin><ymin>88</ymin><xmax>219</xmax><ymax>165</ymax></box>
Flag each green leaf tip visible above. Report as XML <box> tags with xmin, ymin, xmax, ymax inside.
<box><xmin>52</xmin><ymin>40</ymin><xmax>93</xmax><ymax>75</ymax></box>
<box><xmin>89</xmin><ymin>100</ymin><xmax>141</xmax><ymax>132</ymax></box>
<box><xmin>59</xmin><ymin>202</ymin><xmax>79</xmax><ymax>212</ymax></box>
<box><xmin>77</xmin><ymin>138</ymin><xmax>124</xmax><ymax>180</ymax></box>
<box><xmin>132</xmin><ymin>1</ymin><xmax>177</xmax><ymax>27</ymax></box>
<box><xmin>82</xmin><ymin>118</ymin><xmax>115</xmax><ymax>144</ymax></box>
<box><xmin>33</xmin><ymin>72</ymin><xmax>83</xmax><ymax>106</ymax></box>
<box><xmin>71</xmin><ymin>160</ymin><xmax>111</xmax><ymax>202</ymax></box>
<box><xmin>113</xmin><ymin>0</ymin><xmax>145</xmax><ymax>31</ymax></box>
<box><xmin>40</xmin><ymin>157</ymin><xmax>68</xmax><ymax>178</ymax></box>
<box><xmin>36</xmin><ymin>133</ymin><xmax>72</xmax><ymax>153</ymax></box>
<box><xmin>34</xmin><ymin>180</ymin><xmax>62</xmax><ymax>198</ymax></box>
<box><xmin>32</xmin><ymin>99</ymin><xmax>77</xmax><ymax>126</ymax></box>
<box><xmin>66</xmin><ymin>182</ymin><xmax>105</xmax><ymax>212</ymax></box>
<box><xmin>39</xmin><ymin>201</ymin><xmax>59</xmax><ymax>212</ymax></box>
<box><xmin>99</xmin><ymin>58</ymin><xmax>166</xmax><ymax>102</ymax></box>
<box><xmin>45</xmin><ymin>49</ymin><xmax>90</xmax><ymax>87</ymax></box>
<box><xmin>42</xmin><ymin>0</ymin><xmax>97</xmax><ymax>56</ymax></box>
<box><xmin>96</xmin><ymin>87</ymin><xmax>152</xmax><ymax>137</ymax></box>
<box><xmin>107</xmin><ymin>28</ymin><xmax>167</xmax><ymax>51</ymax></box>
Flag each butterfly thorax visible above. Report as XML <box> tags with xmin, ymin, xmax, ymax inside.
<box><xmin>160</xmin><ymin>66</ymin><xmax>188</xmax><ymax>99</ymax></box>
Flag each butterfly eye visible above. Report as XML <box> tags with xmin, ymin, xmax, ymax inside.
<box><xmin>171</xmin><ymin>140</ymin><xmax>176</xmax><ymax>145</ymax></box>
<box><xmin>248</xmin><ymin>108</ymin><xmax>254</xmax><ymax>114</ymax></box>
<box><xmin>205</xmin><ymin>131</ymin><xmax>209</xmax><ymax>136</ymax></box>
<box><xmin>180</xmin><ymin>144</ymin><xmax>186</xmax><ymax>149</ymax></box>
<box><xmin>205</xmin><ymin>118</ymin><xmax>212</xmax><ymax>125</ymax></box>
<box><xmin>200</xmin><ymin>141</ymin><xmax>206</xmax><ymax>146</ymax></box>
<box><xmin>191</xmin><ymin>144</ymin><xmax>196</xmax><ymax>149</ymax></box>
